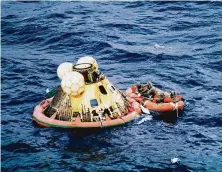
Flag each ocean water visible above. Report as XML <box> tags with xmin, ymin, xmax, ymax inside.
<box><xmin>1</xmin><ymin>1</ymin><xmax>222</xmax><ymax>171</ymax></box>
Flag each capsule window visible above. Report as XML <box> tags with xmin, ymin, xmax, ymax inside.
<box><xmin>90</xmin><ymin>99</ymin><xmax>98</xmax><ymax>107</ymax></box>
<box><xmin>99</xmin><ymin>85</ymin><xmax>107</xmax><ymax>95</ymax></box>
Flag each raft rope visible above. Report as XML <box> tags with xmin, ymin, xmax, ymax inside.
<box><xmin>176</xmin><ymin>103</ymin><xmax>179</xmax><ymax>117</ymax></box>
<box><xmin>171</xmin><ymin>102</ymin><xmax>179</xmax><ymax>117</ymax></box>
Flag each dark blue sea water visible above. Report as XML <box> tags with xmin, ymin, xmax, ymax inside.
<box><xmin>2</xmin><ymin>1</ymin><xmax>222</xmax><ymax>171</ymax></box>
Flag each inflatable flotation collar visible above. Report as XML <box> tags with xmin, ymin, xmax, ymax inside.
<box><xmin>33</xmin><ymin>97</ymin><xmax>141</xmax><ymax>128</ymax></box>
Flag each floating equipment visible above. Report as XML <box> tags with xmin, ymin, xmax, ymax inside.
<box><xmin>126</xmin><ymin>83</ymin><xmax>184</xmax><ymax>113</ymax></box>
<box><xmin>33</xmin><ymin>56</ymin><xmax>140</xmax><ymax>128</ymax></box>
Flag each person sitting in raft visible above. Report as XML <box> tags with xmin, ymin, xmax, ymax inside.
<box><xmin>139</xmin><ymin>82</ymin><xmax>165</xmax><ymax>103</ymax></box>
<box><xmin>140</xmin><ymin>82</ymin><xmax>156</xmax><ymax>97</ymax></box>
<box><xmin>135</xmin><ymin>83</ymin><xmax>145</xmax><ymax>94</ymax></box>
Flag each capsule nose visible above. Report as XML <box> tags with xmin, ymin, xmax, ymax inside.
<box><xmin>76</xmin><ymin>56</ymin><xmax>98</xmax><ymax>71</ymax></box>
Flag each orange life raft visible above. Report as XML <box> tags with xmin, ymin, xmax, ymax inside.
<box><xmin>126</xmin><ymin>84</ymin><xmax>184</xmax><ymax>112</ymax></box>
<box><xmin>33</xmin><ymin>98</ymin><xmax>141</xmax><ymax>128</ymax></box>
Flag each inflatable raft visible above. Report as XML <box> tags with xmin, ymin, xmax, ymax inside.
<box><xmin>33</xmin><ymin>56</ymin><xmax>141</xmax><ymax>128</ymax></box>
<box><xmin>126</xmin><ymin>83</ymin><xmax>184</xmax><ymax>113</ymax></box>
